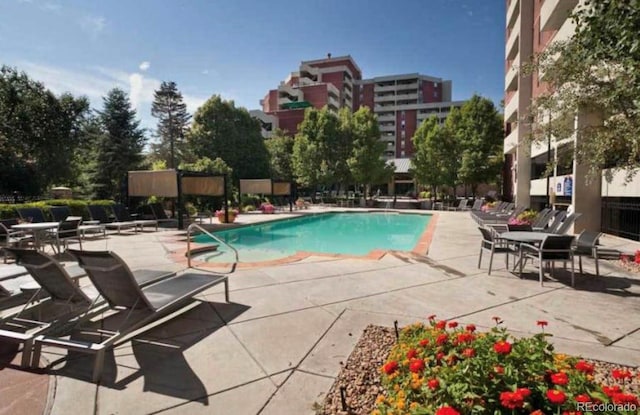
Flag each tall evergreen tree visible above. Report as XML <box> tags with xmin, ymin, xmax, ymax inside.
<box><xmin>93</xmin><ymin>88</ymin><xmax>146</xmax><ymax>200</ymax></box>
<box><xmin>151</xmin><ymin>81</ymin><xmax>191</xmax><ymax>168</ymax></box>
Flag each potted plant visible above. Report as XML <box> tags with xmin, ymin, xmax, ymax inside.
<box><xmin>508</xmin><ymin>209</ymin><xmax>537</xmax><ymax>225</ymax></box>
<box><xmin>215</xmin><ymin>208</ymin><xmax>239</xmax><ymax>223</ymax></box>
<box><xmin>258</xmin><ymin>202</ymin><xmax>275</xmax><ymax>214</ymax></box>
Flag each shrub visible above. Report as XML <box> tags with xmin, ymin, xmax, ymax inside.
<box><xmin>243</xmin><ymin>205</ymin><xmax>256</xmax><ymax>213</ymax></box>
<box><xmin>374</xmin><ymin>317</ymin><xmax>639</xmax><ymax>414</ymax></box>
<box><xmin>419</xmin><ymin>191</ymin><xmax>431</xmax><ymax>199</ymax></box>
<box><xmin>0</xmin><ymin>199</ymin><xmax>116</xmax><ymax>220</ymax></box>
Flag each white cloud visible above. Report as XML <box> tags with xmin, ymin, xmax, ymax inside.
<box><xmin>79</xmin><ymin>15</ymin><xmax>106</xmax><ymax>37</ymax></box>
<box><xmin>139</xmin><ymin>61</ymin><xmax>150</xmax><ymax>71</ymax></box>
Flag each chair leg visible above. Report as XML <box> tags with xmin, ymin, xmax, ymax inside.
<box><xmin>31</xmin><ymin>342</ymin><xmax>42</xmax><ymax>368</ymax></box>
<box><xmin>571</xmin><ymin>256</ymin><xmax>575</xmax><ymax>287</ymax></box>
<box><xmin>93</xmin><ymin>349</ymin><xmax>106</xmax><ymax>383</ymax></box>
<box><xmin>478</xmin><ymin>246</ymin><xmax>483</xmax><ymax>269</ymax></box>
<box><xmin>578</xmin><ymin>255</ymin><xmax>583</xmax><ymax>275</ymax></box>
<box><xmin>21</xmin><ymin>338</ymin><xmax>34</xmax><ymax>368</ymax></box>
<box><xmin>488</xmin><ymin>247</ymin><xmax>494</xmax><ymax>275</ymax></box>
<box><xmin>594</xmin><ymin>251</ymin><xmax>599</xmax><ymax>277</ymax></box>
<box><xmin>224</xmin><ymin>279</ymin><xmax>229</xmax><ymax>302</ymax></box>
<box><xmin>539</xmin><ymin>254</ymin><xmax>544</xmax><ymax>286</ymax></box>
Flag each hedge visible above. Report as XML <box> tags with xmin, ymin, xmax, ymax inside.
<box><xmin>0</xmin><ymin>199</ymin><xmax>115</xmax><ymax>220</ymax></box>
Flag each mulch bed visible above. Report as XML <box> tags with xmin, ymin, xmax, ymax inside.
<box><xmin>318</xmin><ymin>325</ymin><xmax>639</xmax><ymax>415</ymax></box>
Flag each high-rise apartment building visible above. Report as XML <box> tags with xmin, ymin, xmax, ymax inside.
<box><xmin>252</xmin><ymin>55</ymin><xmax>465</xmax><ymax>160</ymax></box>
<box><xmin>355</xmin><ymin>74</ymin><xmax>464</xmax><ymax>159</ymax></box>
<box><xmin>504</xmin><ymin>0</ymin><xmax>639</xmax><ymax>238</ymax></box>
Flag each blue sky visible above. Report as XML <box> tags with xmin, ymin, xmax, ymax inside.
<box><xmin>1</xmin><ymin>0</ymin><xmax>506</xmax><ymax>129</ymax></box>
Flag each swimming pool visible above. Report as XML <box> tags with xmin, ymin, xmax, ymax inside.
<box><xmin>195</xmin><ymin>212</ymin><xmax>431</xmax><ymax>263</ymax></box>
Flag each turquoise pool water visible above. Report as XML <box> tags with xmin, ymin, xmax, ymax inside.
<box><xmin>195</xmin><ymin>212</ymin><xmax>431</xmax><ymax>263</ymax></box>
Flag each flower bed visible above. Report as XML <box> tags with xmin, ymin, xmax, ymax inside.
<box><xmin>620</xmin><ymin>251</ymin><xmax>640</xmax><ymax>273</ymax></box>
<box><xmin>320</xmin><ymin>320</ymin><xmax>639</xmax><ymax>415</ymax></box>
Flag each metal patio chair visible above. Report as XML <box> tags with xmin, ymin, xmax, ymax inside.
<box><xmin>519</xmin><ymin>235</ymin><xmax>576</xmax><ymax>286</ymax></box>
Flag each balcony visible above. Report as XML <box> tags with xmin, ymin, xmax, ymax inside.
<box><xmin>395</xmin><ymin>82</ymin><xmax>418</xmax><ymax>91</ymax></box>
<box><xmin>506</xmin><ymin>0</ymin><xmax>519</xmax><ymax>29</ymax></box>
<box><xmin>505</xmin><ymin>15</ymin><xmax>520</xmax><ymax>60</ymax></box>
<box><xmin>504</xmin><ymin>93</ymin><xmax>519</xmax><ymax>123</ymax></box>
<box><xmin>395</xmin><ymin>92</ymin><xmax>418</xmax><ymax>101</ymax></box>
<box><xmin>504</xmin><ymin>128</ymin><xmax>518</xmax><ymax>154</ymax></box>
<box><xmin>374</xmin><ymin>94</ymin><xmax>396</xmax><ymax>103</ymax></box>
<box><xmin>380</xmin><ymin>124</ymin><xmax>396</xmax><ymax>133</ymax></box>
<box><xmin>601</xmin><ymin>168</ymin><xmax>640</xmax><ymax>197</ymax></box>
<box><xmin>374</xmin><ymin>84</ymin><xmax>398</xmax><ymax>92</ymax></box>
<box><xmin>505</xmin><ymin>53</ymin><xmax>519</xmax><ymax>92</ymax></box>
<box><xmin>377</xmin><ymin>114</ymin><xmax>395</xmax><ymax>122</ymax></box>
<box><xmin>328</xmin><ymin>96</ymin><xmax>340</xmax><ymax>109</ymax></box>
<box><xmin>541</xmin><ymin>0</ymin><xmax>578</xmax><ymax>32</ymax></box>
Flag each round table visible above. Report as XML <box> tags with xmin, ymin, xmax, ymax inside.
<box><xmin>11</xmin><ymin>222</ymin><xmax>59</xmax><ymax>250</ymax></box>
<box><xmin>500</xmin><ymin>231</ymin><xmax>550</xmax><ymax>244</ymax></box>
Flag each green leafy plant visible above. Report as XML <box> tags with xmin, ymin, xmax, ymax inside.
<box><xmin>374</xmin><ymin>318</ymin><xmax>638</xmax><ymax>414</ymax></box>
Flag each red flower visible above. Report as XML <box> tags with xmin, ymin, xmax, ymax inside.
<box><xmin>447</xmin><ymin>321</ymin><xmax>458</xmax><ymax>328</ymax></box>
<box><xmin>547</xmin><ymin>389</ymin><xmax>567</xmax><ymax>405</ymax></box>
<box><xmin>550</xmin><ymin>372</ymin><xmax>569</xmax><ymax>385</ymax></box>
<box><xmin>436</xmin><ymin>333</ymin><xmax>449</xmax><ymax>345</ymax></box>
<box><xmin>456</xmin><ymin>332</ymin><xmax>475</xmax><ymax>344</ymax></box>
<box><xmin>530</xmin><ymin>411</ymin><xmax>544</xmax><ymax>415</ymax></box>
<box><xmin>492</xmin><ymin>316</ymin><xmax>502</xmax><ymax>324</ymax></box>
<box><xmin>462</xmin><ymin>348</ymin><xmax>475</xmax><ymax>358</ymax></box>
<box><xmin>611</xmin><ymin>369</ymin><xmax>633</xmax><ymax>380</ymax></box>
<box><xmin>435</xmin><ymin>320</ymin><xmax>447</xmax><ymax>330</ymax></box>
<box><xmin>465</xmin><ymin>324</ymin><xmax>476</xmax><ymax>332</ymax></box>
<box><xmin>574</xmin><ymin>394</ymin><xmax>591</xmax><ymax>403</ymax></box>
<box><xmin>500</xmin><ymin>391</ymin><xmax>525</xmax><ymax>409</ymax></box>
<box><xmin>428</xmin><ymin>314</ymin><xmax>437</xmax><ymax>321</ymax></box>
<box><xmin>537</xmin><ymin>320</ymin><xmax>548</xmax><ymax>327</ymax></box>
<box><xmin>382</xmin><ymin>361</ymin><xmax>398</xmax><ymax>375</ymax></box>
<box><xmin>409</xmin><ymin>358</ymin><xmax>425</xmax><ymax>373</ymax></box>
<box><xmin>406</xmin><ymin>348</ymin><xmax>418</xmax><ymax>359</ymax></box>
<box><xmin>493</xmin><ymin>340</ymin><xmax>512</xmax><ymax>354</ymax></box>
<box><xmin>427</xmin><ymin>378</ymin><xmax>440</xmax><ymax>389</ymax></box>
<box><xmin>419</xmin><ymin>338</ymin><xmax>429</xmax><ymax>347</ymax></box>
<box><xmin>574</xmin><ymin>360</ymin><xmax>594</xmax><ymax>374</ymax></box>
<box><xmin>435</xmin><ymin>406</ymin><xmax>460</xmax><ymax>415</ymax></box>
<box><xmin>516</xmin><ymin>388</ymin><xmax>531</xmax><ymax>398</ymax></box>
<box><xmin>611</xmin><ymin>393</ymin><xmax>639</xmax><ymax>406</ymax></box>
<box><xmin>436</xmin><ymin>352</ymin><xmax>445</xmax><ymax>361</ymax></box>
<box><xmin>602</xmin><ymin>385</ymin><xmax>622</xmax><ymax>397</ymax></box>
<box><xmin>494</xmin><ymin>365</ymin><xmax>505</xmax><ymax>374</ymax></box>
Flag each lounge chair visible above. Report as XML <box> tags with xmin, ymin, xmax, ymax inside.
<box><xmin>1</xmin><ymin>219</ymin><xmax>33</xmax><ymax>263</ymax></box>
<box><xmin>447</xmin><ymin>199</ymin><xmax>468</xmax><ymax>211</ymax></box>
<box><xmin>534</xmin><ymin>210</ymin><xmax>567</xmax><ymax>233</ymax></box>
<box><xmin>50</xmin><ymin>206</ymin><xmax>71</xmax><ymax>222</ymax></box>
<box><xmin>17</xmin><ymin>207</ymin><xmax>47</xmax><ymax>223</ymax></box>
<box><xmin>112</xmin><ymin>203</ymin><xmax>158</xmax><ymax>232</ymax></box>
<box><xmin>469</xmin><ymin>199</ymin><xmax>483</xmax><ymax>211</ymax></box>
<box><xmin>33</xmin><ymin>249</ymin><xmax>229</xmax><ymax>382</ymax></box>
<box><xmin>148</xmin><ymin>202</ymin><xmax>178</xmax><ymax>225</ymax></box>
<box><xmin>48</xmin><ymin>217</ymin><xmax>83</xmax><ymax>253</ymax></box>
<box><xmin>552</xmin><ymin>212</ymin><xmax>582</xmax><ymax>235</ymax></box>
<box><xmin>0</xmin><ymin>248</ymin><xmax>99</xmax><ymax>367</ymax></box>
<box><xmin>572</xmin><ymin>230</ymin><xmax>603</xmax><ymax>278</ymax></box>
<box><xmin>87</xmin><ymin>205</ymin><xmax>137</xmax><ymax>234</ymax></box>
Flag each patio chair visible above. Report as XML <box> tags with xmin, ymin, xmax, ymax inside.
<box><xmin>531</xmin><ymin>208</ymin><xmax>555</xmax><ymax>230</ymax></box>
<box><xmin>477</xmin><ymin>227</ymin><xmax>514</xmax><ymax>275</ymax></box>
<box><xmin>148</xmin><ymin>202</ymin><xmax>178</xmax><ymax>225</ymax></box>
<box><xmin>535</xmin><ymin>210</ymin><xmax>567</xmax><ymax>233</ymax></box>
<box><xmin>0</xmin><ymin>219</ymin><xmax>33</xmax><ymax>263</ymax></box>
<box><xmin>33</xmin><ymin>249</ymin><xmax>230</xmax><ymax>382</ymax></box>
<box><xmin>0</xmin><ymin>248</ymin><xmax>99</xmax><ymax>367</ymax></box>
<box><xmin>48</xmin><ymin>217</ymin><xmax>83</xmax><ymax>253</ymax></box>
<box><xmin>50</xmin><ymin>206</ymin><xmax>71</xmax><ymax>222</ymax></box>
<box><xmin>552</xmin><ymin>212</ymin><xmax>582</xmax><ymax>235</ymax></box>
<box><xmin>447</xmin><ymin>199</ymin><xmax>468</xmax><ymax>211</ymax></box>
<box><xmin>572</xmin><ymin>230</ymin><xmax>603</xmax><ymax>277</ymax></box>
<box><xmin>519</xmin><ymin>235</ymin><xmax>576</xmax><ymax>286</ymax></box>
<box><xmin>469</xmin><ymin>199</ymin><xmax>483</xmax><ymax>211</ymax></box>
<box><xmin>87</xmin><ymin>205</ymin><xmax>137</xmax><ymax>234</ymax></box>
<box><xmin>17</xmin><ymin>207</ymin><xmax>47</xmax><ymax>223</ymax></box>
<box><xmin>112</xmin><ymin>203</ymin><xmax>158</xmax><ymax>232</ymax></box>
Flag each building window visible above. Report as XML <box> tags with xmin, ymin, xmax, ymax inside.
<box><xmin>434</xmin><ymin>90</ymin><xmax>438</xmax><ymax>98</ymax></box>
<box><xmin>401</xmin><ymin>151</ymin><xmax>406</xmax><ymax>157</ymax></box>
<box><xmin>401</xmin><ymin>130</ymin><xmax>406</xmax><ymax>139</ymax></box>
<box><xmin>434</xmin><ymin>82</ymin><xmax>438</xmax><ymax>88</ymax></box>
<box><xmin>401</xmin><ymin>111</ymin><xmax>406</xmax><ymax>119</ymax></box>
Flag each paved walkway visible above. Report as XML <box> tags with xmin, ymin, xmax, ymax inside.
<box><xmin>1</xmin><ymin>210</ymin><xmax>639</xmax><ymax>414</ymax></box>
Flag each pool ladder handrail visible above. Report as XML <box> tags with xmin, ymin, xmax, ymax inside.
<box><xmin>186</xmin><ymin>223</ymin><xmax>239</xmax><ymax>274</ymax></box>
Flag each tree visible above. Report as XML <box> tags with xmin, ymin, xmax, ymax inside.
<box><xmin>187</xmin><ymin>95</ymin><xmax>270</xmax><ymax>182</ymax></box>
<box><xmin>292</xmin><ymin>107</ymin><xmax>340</xmax><ymax>190</ymax></box>
<box><xmin>347</xmin><ymin>107</ymin><xmax>393</xmax><ymax>199</ymax></box>
<box><xmin>454</xmin><ymin>95</ymin><xmax>504</xmax><ymax>195</ymax></box>
<box><xmin>528</xmin><ymin>0</ymin><xmax>640</xmax><ymax>181</ymax></box>
<box><xmin>410</xmin><ymin>116</ymin><xmax>458</xmax><ymax>198</ymax></box>
<box><xmin>179</xmin><ymin>157</ymin><xmax>233</xmax><ymax>210</ymax></box>
<box><xmin>265</xmin><ymin>129</ymin><xmax>294</xmax><ymax>180</ymax></box>
<box><xmin>93</xmin><ymin>88</ymin><xmax>146</xmax><ymax>200</ymax></box>
<box><xmin>0</xmin><ymin>66</ymin><xmax>90</xmax><ymax>194</ymax></box>
<box><xmin>151</xmin><ymin>81</ymin><xmax>191</xmax><ymax>168</ymax></box>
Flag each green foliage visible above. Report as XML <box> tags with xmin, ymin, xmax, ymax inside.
<box><xmin>150</xmin><ymin>81</ymin><xmax>191</xmax><ymax>168</ymax></box>
<box><xmin>0</xmin><ymin>199</ymin><xmax>114</xmax><ymax>220</ymax></box>
<box><xmin>93</xmin><ymin>88</ymin><xmax>146</xmax><ymax>200</ymax></box>
<box><xmin>0</xmin><ymin>66</ymin><xmax>91</xmax><ymax>195</ymax></box>
<box><xmin>151</xmin><ymin>159</ymin><xmax>168</xmax><ymax>171</ymax></box>
<box><xmin>179</xmin><ymin>157</ymin><xmax>234</xmax><ymax>210</ymax></box>
<box><xmin>265</xmin><ymin>129</ymin><xmax>295</xmax><ymax>180</ymax></box>
<box><xmin>243</xmin><ymin>205</ymin><xmax>256</xmax><ymax>212</ymax></box>
<box><xmin>375</xmin><ymin>318</ymin><xmax>624</xmax><ymax>414</ymax></box>
<box><xmin>187</xmin><ymin>95</ymin><xmax>270</xmax><ymax>181</ymax></box>
<box><xmin>527</xmin><ymin>0</ymin><xmax>640</xmax><ymax>181</ymax></box>
<box><xmin>411</xmin><ymin>116</ymin><xmax>458</xmax><ymax>196</ymax></box>
<box><xmin>455</xmin><ymin>95</ymin><xmax>504</xmax><ymax>193</ymax></box>
<box><xmin>347</xmin><ymin>107</ymin><xmax>394</xmax><ymax>198</ymax></box>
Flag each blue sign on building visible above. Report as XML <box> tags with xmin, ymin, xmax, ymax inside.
<box><xmin>563</xmin><ymin>176</ymin><xmax>573</xmax><ymax>196</ymax></box>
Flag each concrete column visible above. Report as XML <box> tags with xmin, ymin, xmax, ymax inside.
<box><xmin>515</xmin><ymin>123</ymin><xmax>531</xmax><ymax>207</ymax></box>
<box><xmin>572</xmin><ymin>111</ymin><xmax>602</xmax><ymax>233</ymax></box>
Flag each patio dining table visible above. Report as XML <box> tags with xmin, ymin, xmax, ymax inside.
<box><xmin>499</xmin><ymin>231</ymin><xmax>551</xmax><ymax>273</ymax></box>
<box><xmin>11</xmin><ymin>222</ymin><xmax>59</xmax><ymax>251</ymax></box>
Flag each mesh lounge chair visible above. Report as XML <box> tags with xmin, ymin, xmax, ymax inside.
<box><xmin>0</xmin><ymin>248</ymin><xmax>99</xmax><ymax>367</ymax></box>
<box><xmin>87</xmin><ymin>205</ymin><xmax>137</xmax><ymax>234</ymax></box>
<box><xmin>1</xmin><ymin>219</ymin><xmax>33</xmax><ymax>263</ymax></box>
<box><xmin>112</xmin><ymin>204</ymin><xmax>158</xmax><ymax>232</ymax></box>
<box><xmin>469</xmin><ymin>199</ymin><xmax>483</xmax><ymax>211</ymax></box>
<box><xmin>519</xmin><ymin>235</ymin><xmax>576</xmax><ymax>286</ymax></box>
<box><xmin>17</xmin><ymin>208</ymin><xmax>47</xmax><ymax>223</ymax></box>
<box><xmin>447</xmin><ymin>199</ymin><xmax>468</xmax><ymax>211</ymax></box>
<box><xmin>552</xmin><ymin>212</ymin><xmax>582</xmax><ymax>235</ymax></box>
<box><xmin>50</xmin><ymin>206</ymin><xmax>71</xmax><ymax>222</ymax></box>
<box><xmin>33</xmin><ymin>249</ymin><xmax>229</xmax><ymax>382</ymax></box>
<box><xmin>148</xmin><ymin>202</ymin><xmax>178</xmax><ymax>225</ymax></box>
<box><xmin>535</xmin><ymin>210</ymin><xmax>567</xmax><ymax>233</ymax></box>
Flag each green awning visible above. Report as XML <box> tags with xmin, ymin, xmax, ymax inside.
<box><xmin>281</xmin><ymin>101</ymin><xmax>311</xmax><ymax>109</ymax></box>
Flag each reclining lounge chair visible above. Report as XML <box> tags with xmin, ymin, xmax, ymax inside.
<box><xmin>113</xmin><ymin>203</ymin><xmax>158</xmax><ymax>232</ymax></box>
<box><xmin>32</xmin><ymin>249</ymin><xmax>230</xmax><ymax>382</ymax></box>
<box><xmin>87</xmin><ymin>205</ymin><xmax>137</xmax><ymax>234</ymax></box>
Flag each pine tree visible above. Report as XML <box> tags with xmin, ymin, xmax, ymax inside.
<box><xmin>151</xmin><ymin>81</ymin><xmax>191</xmax><ymax>168</ymax></box>
<box><xmin>93</xmin><ymin>88</ymin><xmax>146</xmax><ymax>200</ymax></box>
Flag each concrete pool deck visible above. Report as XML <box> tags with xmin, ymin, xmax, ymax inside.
<box><xmin>1</xmin><ymin>208</ymin><xmax>639</xmax><ymax>414</ymax></box>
